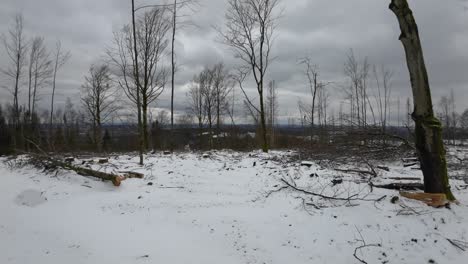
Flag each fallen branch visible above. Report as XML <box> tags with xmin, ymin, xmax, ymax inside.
<box><xmin>281</xmin><ymin>178</ymin><xmax>386</xmax><ymax>202</ymax></box>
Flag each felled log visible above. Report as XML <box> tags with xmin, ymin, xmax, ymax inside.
<box><xmin>72</xmin><ymin>165</ymin><xmax>123</xmax><ymax>186</ymax></box>
<box><xmin>370</xmin><ymin>182</ymin><xmax>424</xmax><ymax>191</ymax></box>
<box><xmin>400</xmin><ymin>192</ymin><xmax>448</xmax><ymax>207</ymax></box>
<box><xmin>32</xmin><ymin>154</ymin><xmax>125</xmax><ymax>186</ymax></box>
<box><xmin>24</xmin><ymin>139</ymin><xmax>125</xmax><ymax>187</ymax></box>
<box><xmin>119</xmin><ymin>171</ymin><xmax>144</xmax><ymax>179</ymax></box>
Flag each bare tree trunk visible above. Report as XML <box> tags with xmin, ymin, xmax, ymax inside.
<box><xmin>142</xmin><ymin>101</ymin><xmax>149</xmax><ymax>151</ymax></box>
<box><xmin>390</xmin><ymin>0</ymin><xmax>455</xmax><ymax>200</ymax></box>
<box><xmin>170</xmin><ymin>0</ymin><xmax>177</xmax><ymax>151</ymax></box>
<box><xmin>259</xmin><ymin>85</ymin><xmax>268</xmax><ymax>152</ymax></box>
<box><xmin>132</xmin><ymin>0</ymin><xmax>144</xmax><ymax>165</ymax></box>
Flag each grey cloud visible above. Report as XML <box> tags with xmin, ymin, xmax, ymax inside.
<box><xmin>0</xmin><ymin>0</ymin><xmax>467</xmax><ymax>124</ymax></box>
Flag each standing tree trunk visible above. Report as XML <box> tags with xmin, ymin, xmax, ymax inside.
<box><xmin>170</xmin><ymin>0</ymin><xmax>177</xmax><ymax>151</ymax></box>
<box><xmin>390</xmin><ymin>0</ymin><xmax>455</xmax><ymax>200</ymax></box>
<box><xmin>132</xmin><ymin>0</ymin><xmax>144</xmax><ymax>165</ymax></box>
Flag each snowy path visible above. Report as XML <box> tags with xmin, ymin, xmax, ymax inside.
<box><xmin>1</xmin><ymin>151</ymin><xmax>468</xmax><ymax>264</ymax></box>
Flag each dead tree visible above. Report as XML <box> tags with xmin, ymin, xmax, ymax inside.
<box><xmin>390</xmin><ymin>0</ymin><xmax>455</xmax><ymax>200</ymax></box>
<box><xmin>81</xmin><ymin>64</ymin><xmax>118</xmax><ymax>152</ymax></box>
<box><xmin>220</xmin><ymin>0</ymin><xmax>280</xmax><ymax>152</ymax></box>
<box><xmin>1</xmin><ymin>14</ymin><xmax>28</xmax><ymax>148</ymax></box>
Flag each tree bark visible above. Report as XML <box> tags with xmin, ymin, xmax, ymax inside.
<box><xmin>389</xmin><ymin>0</ymin><xmax>455</xmax><ymax>200</ymax></box>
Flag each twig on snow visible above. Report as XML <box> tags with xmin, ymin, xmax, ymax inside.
<box><xmin>353</xmin><ymin>226</ymin><xmax>382</xmax><ymax>264</ymax></box>
<box><xmin>446</xmin><ymin>238</ymin><xmax>468</xmax><ymax>251</ymax></box>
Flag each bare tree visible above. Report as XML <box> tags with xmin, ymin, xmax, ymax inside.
<box><xmin>27</xmin><ymin>37</ymin><xmax>52</xmax><ymax>118</ymax></box>
<box><xmin>132</xmin><ymin>0</ymin><xmax>144</xmax><ymax>164</ymax></box>
<box><xmin>212</xmin><ymin>63</ymin><xmax>232</xmax><ymax>134</ymax></box>
<box><xmin>220</xmin><ymin>0</ymin><xmax>280</xmax><ymax>152</ymax></box>
<box><xmin>299</xmin><ymin>58</ymin><xmax>319</xmax><ymax>130</ymax></box>
<box><xmin>187</xmin><ymin>79</ymin><xmax>205</xmax><ymax>134</ymax></box>
<box><xmin>266</xmin><ymin>80</ymin><xmax>278</xmax><ymax>147</ymax></box>
<box><xmin>167</xmin><ymin>0</ymin><xmax>198</xmax><ymax>150</ymax></box>
<box><xmin>438</xmin><ymin>95</ymin><xmax>451</xmax><ymax>140</ymax></box>
<box><xmin>438</xmin><ymin>90</ymin><xmax>458</xmax><ymax>145</ymax></box>
<box><xmin>316</xmin><ymin>82</ymin><xmax>329</xmax><ymax>128</ymax></box>
<box><xmin>449</xmin><ymin>89</ymin><xmax>458</xmax><ymax>145</ymax></box>
<box><xmin>390</xmin><ymin>0</ymin><xmax>454</xmax><ymax>200</ymax></box>
<box><xmin>135</xmin><ymin>7</ymin><xmax>170</xmax><ymax>150</ymax></box>
<box><xmin>1</xmin><ymin>14</ymin><xmax>28</xmax><ymax>147</ymax></box>
<box><xmin>50</xmin><ymin>40</ymin><xmax>71</xmax><ymax>131</ymax></box>
<box><xmin>373</xmin><ymin>64</ymin><xmax>393</xmax><ymax>133</ymax></box>
<box><xmin>108</xmin><ymin>4</ymin><xmax>170</xmax><ymax>162</ymax></box>
<box><xmin>461</xmin><ymin>108</ymin><xmax>468</xmax><ymax>143</ymax></box>
<box><xmin>81</xmin><ymin>64</ymin><xmax>118</xmax><ymax>152</ymax></box>
<box><xmin>199</xmin><ymin>68</ymin><xmax>216</xmax><ymax>147</ymax></box>
<box><xmin>343</xmin><ymin>49</ymin><xmax>372</xmax><ymax>128</ymax></box>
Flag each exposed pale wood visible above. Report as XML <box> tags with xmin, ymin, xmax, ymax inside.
<box><xmin>400</xmin><ymin>191</ymin><xmax>448</xmax><ymax>207</ymax></box>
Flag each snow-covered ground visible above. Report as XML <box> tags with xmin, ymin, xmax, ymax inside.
<box><xmin>1</xmin><ymin>150</ymin><xmax>468</xmax><ymax>264</ymax></box>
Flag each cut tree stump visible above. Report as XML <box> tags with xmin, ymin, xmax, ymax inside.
<box><xmin>400</xmin><ymin>192</ymin><xmax>448</xmax><ymax>207</ymax></box>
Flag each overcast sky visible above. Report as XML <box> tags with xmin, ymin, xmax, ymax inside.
<box><xmin>0</xmin><ymin>0</ymin><xmax>467</xmax><ymax>124</ymax></box>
